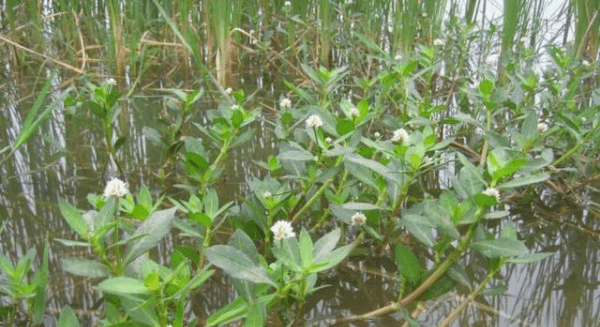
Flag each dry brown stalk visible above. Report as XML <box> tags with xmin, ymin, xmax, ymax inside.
<box><xmin>0</xmin><ymin>34</ymin><xmax>84</xmax><ymax>74</ymax></box>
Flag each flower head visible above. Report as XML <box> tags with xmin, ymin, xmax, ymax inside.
<box><xmin>394</xmin><ymin>54</ymin><xmax>402</xmax><ymax>61</ymax></box>
<box><xmin>104</xmin><ymin>178</ymin><xmax>129</xmax><ymax>198</ymax></box>
<box><xmin>391</xmin><ymin>128</ymin><xmax>410</xmax><ymax>143</ymax></box>
<box><xmin>225</xmin><ymin>87</ymin><xmax>233</xmax><ymax>95</ymax></box>
<box><xmin>306</xmin><ymin>114</ymin><xmax>323</xmax><ymax>128</ymax></box>
<box><xmin>280</xmin><ymin>97</ymin><xmax>292</xmax><ymax>109</ymax></box>
<box><xmin>271</xmin><ymin>220</ymin><xmax>295</xmax><ymax>241</ymax></box>
<box><xmin>537</xmin><ymin>122</ymin><xmax>548</xmax><ymax>134</ymax></box>
<box><xmin>349</xmin><ymin>107</ymin><xmax>360</xmax><ymax>118</ymax></box>
<box><xmin>263</xmin><ymin>191</ymin><xmax>272</xmax><ymax>199</ymax></box>
<box><xmin>351</xmin><ymin>212</ymin><xmax>366</xmax><ymax>226</ymax></box>
<box><xmin>325</xmin><ymin>137</ymin><xmax>332</xmax><ymax>144</ymax></box>
<box><xmin>374</xmin><ymin>132</ymin><xmax>381</xmax><ymax>138</ymax></box>
<box><xmin>284</xmin><ymin>1</ymin><xmax>291</xmax><ymax>6</ymax></box>
<box><xmin>106</xmin><ymin>78</ymin><xmax>117</xmax><ymax>86</ymax></box>
<box><xmin>433</xmin><ymin>39</ymin><xmax>445</xmax><ymax>46</ymax></box>
<box><xmin>231</xmin><ymin>104</ymin><xmax>239</xmax><ymax>110</ymax></box>
<box><xmin>483</xmin><ymin>187</ymin><xmax>500</xmax><ymax>202</ymax></box>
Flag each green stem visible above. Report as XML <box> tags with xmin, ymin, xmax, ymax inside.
<box><xmin>291</xmin><ymin>156</ymin><xmax>343</xmax><ymax>223</ymax></box>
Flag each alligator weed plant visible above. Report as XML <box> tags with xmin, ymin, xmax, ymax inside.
<box><xmin>8</xmin><ymin>5</ymin><xmax>600</xmax><ymax>327</ymax></box>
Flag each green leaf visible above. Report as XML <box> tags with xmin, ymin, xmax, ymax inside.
<box><xmin>123</xmin><ymin>207</ymin><xmax>176</xmax><ymax>266</ymax></box>
<box><xmin>471</xmin><ymin>239</ymin><xmax>527</xmax><ymax>258</ymax></box>
<box><xmin>59</xmin><ymin>199</ymin><xmax>89</xmax><ymax>239</ymax></box>
<box><xmin>395</xmin><ymin>244</ymin><xmax>422</xmax><ymax>284</ymax></box>
<box><xmin>57</xmin><ymin>305</ymin><xmax>80</xmax><ymax>327</ymax></box>
<box><xmin>336</xmin><ymin>119</ymin><xmax>355</xmax><ymax>136</ymax></box>
<box><xmin>479</xmin><ymin>79</ymin><xmax>494</xmax><ymax>96</ymax></box>
<box><xmin>207</xmin><ymin>296</ymin><xmax>248</xmax><ymax>326</ymax></box>
<box><xmin>507</xmin><ymin>252</ymin><xmax>555</xmax><ymax>264</ymax></box>
<box><xmin>97</xmin><ymin>277</ymin><xmax>149</xmax><ymax>296</ymax></box>
<box><xmin>232</xmin><ymin>109</ymin><xmax>244</xmax><ymax>127</ymax></box>
<box><xmin>62</xmin><ymin>257</ymin><xmax>111</xmax><ymax>278</ymax></box>
<box><xmin>341</xmin><ymin>202</ymin><xmax>381</xmax><ymax>211</ymax></box>
<box><xmin>345</xmin><ymin>154</ymin><xmax>396</xmax><ymax>181</ymax></box>
<box><xmin>205</xmin><ymin>245</ymin><xmax>276</xmax><ymax>286</ymax></box>
<box><xmin>402</xmin><ymin>214</ymin><xmax>434</xmax><ymax>247</ymax></box>
<box><xmin>205</xmin><ymin>189</ymin><xmax>219</xmax><ymax>220</ymax></box>
<box><xmin>298</xmin><ymin>228</ymin><xmax>313</xmax><ymax>268</ymax></box>
<box><xmin>497</xmin><ymin>173</ymin><xmax>550</xmax><ymax>189</ymax></box>
<box><xmin>313</xmin><ymin>228</ymin><xmax>341</xmax><ymax>263</ymax></box>
<box><xmin>310</xmin><ymin>244</ymin><xmax>352</xmax><ymax>273</ymax></box>
<box><xmin>32</xmin><ymin>240</ymin><xmax>49</xmax><ymax>325</ymax></box>
<box><xmin>228</xmin><ymin>230</ymin><xmax>261</xmax><ymax>265</ymax></box>
<box><xmin>272</xmin><ymin>237</ymin><xmax>303</xmax><ymax>272</ymax></box>
<box><xmin>244</xmin><ymin>303</ymin><xmax>265</xmax><ymax>327</ymax></box>
<box><xmin>278</xmin><ymin>150</ymin><xmax>316</xmax><ymax>162</ymax></box>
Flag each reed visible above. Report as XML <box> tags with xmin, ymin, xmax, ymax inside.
<box><xmin>572</xmin><ymin>0</ymin><xmax>600</xmax><ymax>61</ymax></box>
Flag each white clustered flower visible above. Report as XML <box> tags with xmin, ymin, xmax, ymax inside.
<box><xmin>263</xmin><ymin>191</ymin><xmax>272</xmax><ymax>199</ymax></box>
<box><xmin>391</xmin><ymin>128</ymin><xmax>410</xmax><ymax>143</ymax></box>
<box><xmin>271</xmin><ymin>220</ymin><xmax>295</xmax><ymax>241</ymax></box>
<box><xmin>433</xmin><ymin>39</ymin><xmax>445</xmax><ymax>46</ymax></box>
<box><xmin>325</xmin><ymin>137</ymin><xmax>332</xmax><ymax>143</ymax></box>
<box><xmin>537</xmin><ymin>122</ymin><xmax>548</xmax><ymax>133</ymax></box>
<box><xmin>225</xmin><ymin>87</ymin><xmax>233</xmax><ymax>95</ymax></box>
<box><xmin>351</xmin><ymin>212</ymin><xmax>366</xmax><ymax>226</ymax></box>
<box><xmin>394</xmin><ymin>54</ymin><xmax>402</xmax><ymax>61</ymax></box>
<box><xmin>583</xmin><ymin>60</ymin><xmax>590</xmax><ymax>67</ymax></box>
<box><xmin>106</xmin><ymin>78</ymin><xmax>117</xmax><ymax>86</ymax></box>
<box><xmin>483</xmin><ymin>187</ymin><xmax>501</xmax><ymax>202</ymax></box>
<box><xmin>374</xmin><ymin>132</ymin><xmax>381</xmax><ymax>138</ymax></box>
<box><xmin>103</xmin><ymin>178</ymin><xmax>129</xmax><ymax>198</ymax></box>
<box><xmin>306</xmin><ymin>114</ymin><xmax>323</xmax><ymax>128</ymax></box>
<box><xmin>231</xmin><ymin>104</ymin><xmax>239</xmax><ymax>110</ymax></box>
<box><xmin>349</xmin><ymin>107</ymin><xmax>360</xmax><ymax>118</ymax></box>
<box><xmin>280</xmin><ymin>97</ymin><xmax>292</xmax><ymax>108</ymax></box>
<box><xmin>284</xmin><ymin>1</ymin><xmax>291</xmax><ymax>6</ymax></box>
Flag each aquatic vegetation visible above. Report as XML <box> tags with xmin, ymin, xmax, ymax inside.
<box><xmin>1</xmin><ymin>0</ymin><xmax>600</xmax><ymax>326</ymax></box>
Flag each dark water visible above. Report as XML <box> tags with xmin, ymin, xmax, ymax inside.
<box><xmin>2</xmin><ymin>67</ymin><xmax>600</xmax><ymax>327</ymax></box>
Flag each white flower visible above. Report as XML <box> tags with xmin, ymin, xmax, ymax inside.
<box><xmin>306</xmin><ymin>114</ymin><xmax>323</xmax><ymax>128</ymax></box>
<box><xmin>391</xmin><ymin>128</ymin><xmax>410</xmax><ymax>143</ymax></box>
<box><xmin>263</xmin><ymin>191</ymin><xmax>272</xmax><ymax>199</ymax></box>
<box><xmin>103</xmin><ymin>178</ymin><xmax>129</xmax><ymax>198</ymax></box>
<box><xmin>537</xmin><ymin>122</ymin><xmax>548</xmax><ymax>133</ymax></box>
<box><xmin>284</xmin><ymin>1</ymin><xmax>291</xmax><ymax>6</ymax></box>
<box><xmin>349</xmin><ymin>107</ymin><xmax>360</xmax><ymax>118</ymax></box>
<box><xmin>249</xmin><ymin>29</ymin><xmax>255</xmax><ymax>35</ymax></box>
<box><xmin>439</xmin><ymin>70</ymin><xmax>446</xmax><ymax>77</ymax></box>
<box><xmin>280</xmin><ymin>97</ymin><xmax>292</xmax><ymax>108</ymax></box>
<box><xmin>271</xmin><ymin>220</ymin><xmax>295</xmax><ymax>241</ymax></box>
<box><xmin>534</xmin><ymin>68</ymin><xmax>542</xmax><ymax>76</ymax></box>
<box><xmin>483</xmin><ymin>188</ymin><xmax>500</xmax><ymax>202</ymax></box>
<box><xmin>520</xmin><ymin>37</ymin><xmax>528</xmax><ymax>43</ymax></box>
<box><xmin>231</xmin><ymin>104</ymin><xmax>239</xmax><ymax>110</ymax></box>
<box><xmin>583</xmin><ymin>60</ymin><xmax>590</xmax><ymax>66</ymax></box>
<box><xmin>394</xmin><ymin>54</ymin><xmax>402</xmax><ymax>61</ymax></box>
<box><xmin>374</xmin><ymin>132</ymin><xmax>381</xmax><ymax>138</ymax></box>
<box><xmin>433</xmin><ymin>39</ymin><xmax>444</xmax><ymax>46</ymax></box>
<box><xmin>106</xmin><ymin>78</ymin><xmax>117</xmax><ymax>86</ymax></box>
<box><xmin>325</xmin><ymin>137</ymin><xmax>332</xmax><ymax>143</ymax></box>
<box><xmin>351</xmin><ymin>212</ymin><xmax>366</xmax><ymax>226</ymax></box>
<box><xmin>225</xmin><ymin>87</ymin><xmax>233</xmax><ymax>95</ymax></box>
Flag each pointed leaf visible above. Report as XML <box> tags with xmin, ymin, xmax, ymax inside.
<box><xmin>471</xmin><ymin>239</ymin><xmax>527</xmax><ymax>258</ymax></box>
<box><xmin>57</xmin><ymin>305</ymin><xmax>80</xmax><ymax>327</ymax></box>
<box><xmin>123</xmin><ymin>207</ymin><xmax>176</xmax><ymax>266</ymax></box>
<box><xmin>205</xmin><ymin>245</ymin><xmax>276</xmax><ymax>286</ymax></box>
<box><xmin>97</xmin><ymin>277</ymin><xmax>149</xmax><ymax>295</ymax></box>
<box><xmin>59</xmin><ymin>199</ymin><xmax>89</xmax><ymax>239</ymax></box>
<box><xmin>62</xmin><ymin>258</ymin><xmax>111</xmax><ymax>278</ymax></box>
